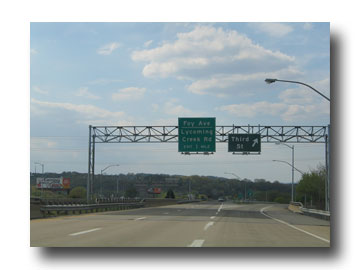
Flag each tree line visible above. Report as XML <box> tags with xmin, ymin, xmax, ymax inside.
<box><xmin>30</xmin><ymin>166</ymin><xmax>326</xmax><ymax>209</ymax></box>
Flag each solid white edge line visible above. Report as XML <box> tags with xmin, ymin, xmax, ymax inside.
<box><xmin>69</xmin><ymin>228</ymin><xmax>102</xmax><ymax>236</ymax></box>
<box><xmin>188</xmin><ymin>239</ymin><xmax>205</xmax><ymax>247</ymax></box>
<box><xmin>260</xmin><ymin>206</ymin><xmax>330</xmax><ymax>244</ymax></box>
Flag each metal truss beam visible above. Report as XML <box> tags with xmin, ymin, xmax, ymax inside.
<box><xmin>91</xmin><ymin>125</ymin><xmax>327</xmax><ymax>144</ymax></box>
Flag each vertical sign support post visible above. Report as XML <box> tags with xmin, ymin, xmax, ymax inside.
<box><xmin>87</xmin><ymin>125</ymin><xmax>92</xmax><ymax>203</ymax></box>
<box><xmin>91</xmin><ymin>134</ymin><xmax>95</xmax><ymax>200</ymax></box>
<box><xmin>291</xmin><ymin>145</ymin><xmax>295</xmax><ymax>202</ymax></box>
<box><xmin>325</xmin><ymin>124</ymin><xmax>330</xmax><ymax>212</ymax></box>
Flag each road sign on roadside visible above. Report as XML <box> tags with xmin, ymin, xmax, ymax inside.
<box><xmin>178</xmin><ymin>117</ymin><xmax>216</xmax><ymax>152</ymax></box>
<box><xmin>228</xmin><ymin>134</ymin><xmax>261</xmax><ymax>153</ymax></box>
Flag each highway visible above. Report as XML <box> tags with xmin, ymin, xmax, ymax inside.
<box><xmin>30</xmin><ymin>201</ymin><xmax>330</xmax><ymax>247</ymax></box>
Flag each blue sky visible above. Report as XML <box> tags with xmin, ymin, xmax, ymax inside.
<box><xmin>30</xmin><ymin>22</ymin><xmax>330</xmax><ymax>182</ymax></box>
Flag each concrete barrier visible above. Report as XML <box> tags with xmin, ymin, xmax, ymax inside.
<box><xmin>30</xmin><ymin>198</ymin><xmax>43</xmax><ymax>219</ymax></box>
<box><xmin>141</xmin><ymin>198</ymin><xmax>179</xmax><ymax>208</ymax></box>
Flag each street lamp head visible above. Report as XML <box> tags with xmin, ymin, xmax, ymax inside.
<box><xmin>265</xmin><ymin>78</ymin><xmax>277</xmax><ymax>84</ymax></box>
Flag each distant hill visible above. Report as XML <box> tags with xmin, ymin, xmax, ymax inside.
<box><xmin>30</xmin><ymin>171</ymin><xmax>291</xmax><ymax>203</ymax></box>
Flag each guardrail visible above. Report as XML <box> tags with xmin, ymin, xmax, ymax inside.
<box><xmin>300</xmin><ymin>207</ymin><xmax>330</xmax><ymax>220</ymax></box>
<box><xmin>31</xmin><ymin>197</ymin><xmax>140</xmax><ymax>205</ymax></box>
<box><xmin>289</xmin><ymin>202</ymin><xmax>330</xmax><ymax>220</ymax></box>
<box><xmin>40</xmin><ymin>202</ymin><xmax>144</xmax><ymax>217</ymax></box>
<box><xmin>31</xmin><ymin>197</ymin><xmax>200</xmax><ymax>219</ymax></box>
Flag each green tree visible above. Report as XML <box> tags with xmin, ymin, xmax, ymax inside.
<box><xmin>274</xmin><ymin>196</ymin><xmax>288</xmax><ymax>204</ymax></box>
<box><xmin>125</xmin><ymin>186</ymin><xmax>138</xmax><ymax>198</ymax></box>
<box><xmin>69</xmin><ymin>186</ymin><xmax>87</xmax><ymax>199</ymax></box>
<box><xmin>165</xmin><ymin>189</ymin><xmax>175</xmax><ymax>199</ymax></box>
<box><xmin>296</xmin><ymin>165</ymin><xmax>325</xmax><ymax>209</ymax></box>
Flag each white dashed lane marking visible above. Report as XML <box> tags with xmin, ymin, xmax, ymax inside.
<box><xmin>188</xmin><ymin>239</ymin><xmax>205</xmax><ymax>247</ymax></box>
<box><xmin>69</xmin><ymin>228</ymin><xmax>102</xmax><ymax>236</ymax></box>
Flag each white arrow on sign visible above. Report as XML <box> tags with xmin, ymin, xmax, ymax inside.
<box><xmin>252</xmin><ymin>138</ymin><xmax>259</xmax><ymax>147</ymax></box>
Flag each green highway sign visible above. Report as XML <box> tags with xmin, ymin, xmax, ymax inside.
<box><xmin>228</xmin><ymin>134</ymin><xmax>261</xmax><ymax>152</ymax></box>
<box><xmin>178</xmin><ymin>117</ymin><xmax>216</xmax><ymax>152</ymax></box>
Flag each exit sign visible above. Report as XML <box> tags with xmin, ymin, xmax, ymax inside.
<box><xmin>178</xmin><ymin>117</ymin><xmax>216</xmax><ymax>152</ymax></box>
<box><xmin>228</xmin><ymin>134</ymin><xmax>261</xmax><ymax>153</ymax></box>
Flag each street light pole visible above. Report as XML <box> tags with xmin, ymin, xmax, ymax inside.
<box><xmin>275</xmin><ymin>143</ymin><xmax>295</xmax><ymax>202</ymax></box>
<box><xmin>224</xmin><ymin>172</ymin><xmax>246</xmax><ymax>201</ymax></box>
<box><xmin>272</xmin><ymin>160</ymin><xmax>304</xmax><ymax>175</ymax></box>
<box><xmin>265</xmin><ymin>78</ymin><xmax>330</xmax><ymax>211</ymax></box>
<box><xmin>272</xmin><ymin>159</ymin><xmax>304</xmax><ymax>203</ymax></box>
<box><xmin>35</xmin><ymin>162</ymin><xmax>44</xmax><ymax>174</ymax></box>
<box><xmin>265</xmin><ymin>78</ymin><xmax>330</xmax><ymax>101</ymax></box>
<box><xmin>100</xmin><ymin>164</ymin><xmax>120</xmax><ymax>197</ymax></box>
<box><xmin>35</xmin><ymin>162</ymin><xmax>44</xmax><ymax>198</ymax></box>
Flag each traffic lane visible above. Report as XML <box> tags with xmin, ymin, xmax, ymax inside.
<box><xmin>102</xmin><ymin>201</ymin><xmax>247</xmax><ymax>219</ymax></box>
<box><xmin>31</xmin><ymin>205</ymin><xmax>226</xmax><ymax>247</ymax></box>
<box><xmin>202</xmin><ymin>203</ymin><xmax>330</xmax><ymax>247</ymax></box>
<box><xmin>202</xmin><ymin>218</ymin><xmax>330</xmax><ymax>247</ymax></box>
<box><xmin>68</xmin><ymin>201</ymin><xmax>231</xmax><ymax>247</ymax></box>
<box><xmin>30</xmin><ymin>202</ymin><xmax>222</xmax><ymax>247</ymax></box>
<box><xmin>32</xmin><ymin>216</ymin><xmax>209</xmax><ymax>247</ymax></box>
<box><xmin>102</xmin><ymin>201</ymin><xmax>223</xmax><ymax>218</ymax></box>
<box><xmin>64</xmin><ymin>216</ymin><xmax>222</xmax><ymax>247</ymax></box>
<box><xmin>31</xmin><ymin>202</ymin><xmax>330</xmax><ymax>247</ymax></box>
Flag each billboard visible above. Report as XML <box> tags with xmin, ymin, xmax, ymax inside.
<box><xmin>147</xmin><ymin>187</ymin><xmax>161</xmax><ymax>194</ymax></box>
<box><xmin>36</xmin><ymin>177</ymin><xmax>70</xmax><ymax>190</ymax></box>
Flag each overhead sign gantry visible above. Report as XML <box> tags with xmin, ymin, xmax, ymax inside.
<box><xmin>87</xmin><ymin>123</ymin><xmax>329</xmax><ymax>202</ymax></box>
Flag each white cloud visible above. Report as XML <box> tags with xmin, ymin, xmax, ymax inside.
<box><xmin>217</xmin><ymin>76</ymin><xmax>330</xmax><ymax>122</ymax></box>
<box><xmin>279</xmin><ymin>88</ymin><xmax>315</xmax><ymax>104</ymax></box>
<box><xmin>112</xmin><ymin>87</ymin><xmax>146</xmax><ymax>101</ymax></box>
<box><xmin>30</xmin><ymin>48</ymin><xmax>38</xmax><ymax>54</ymax></box>
<box><xmin>218</xmin><ymin>102</ymin><xmax>287</xmax><ymax>118</ymax></box>
<box><xmin>144</xmin><ymin>40</ymin><xmax>153</xmax><ymax>47</ymax></box>
<box><xmin>97</xmin><ymin>42</ymin><xmax>121</xmax><ymax>55</ymax></box>
<box><xmin>75</xmin><ymin>87</ymin><xmax>100</xmax><ymax>100</ymax></box>
<box><xmin>31</xmin><ymin>98</ymin><xmax>126</xmax><ymax>125</ymax></box>
<box><xmin>218</xmin><ymin>99</ymin><xmax>329</xmax><ymax>123</ymax></box>
<box><xmin>163</xmin><ymin>100</ymin><xmax>193</xmax><ymax>116</ymax></box>
<box><xmin>156</xmin><ymin>98</ymin><xmax>205</xmax><ymax>117</ymax></box>
<box><xmin>187</xmin><ymin>67</ymin><xmax>302</xmax><ymax>96</ymax></box>
<box><xmin>131</xmin><ymin>25</ymin><xmax>298</xmax><ymax>96</ymax></box>
<box><xmin>250</xmin><ymin>23</ymin><xmax>294</xmax><ymax>37</ymax></box>
<box><xmin>32</xmin><ymin>86</ymin><xmax>48</xmax><ymax>95</ymax></box>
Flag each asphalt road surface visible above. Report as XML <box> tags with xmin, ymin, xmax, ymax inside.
<box><xmin>30</xmin><ymin>201</ymin><xmax>330</xmax><ymax>247</ymax></box>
